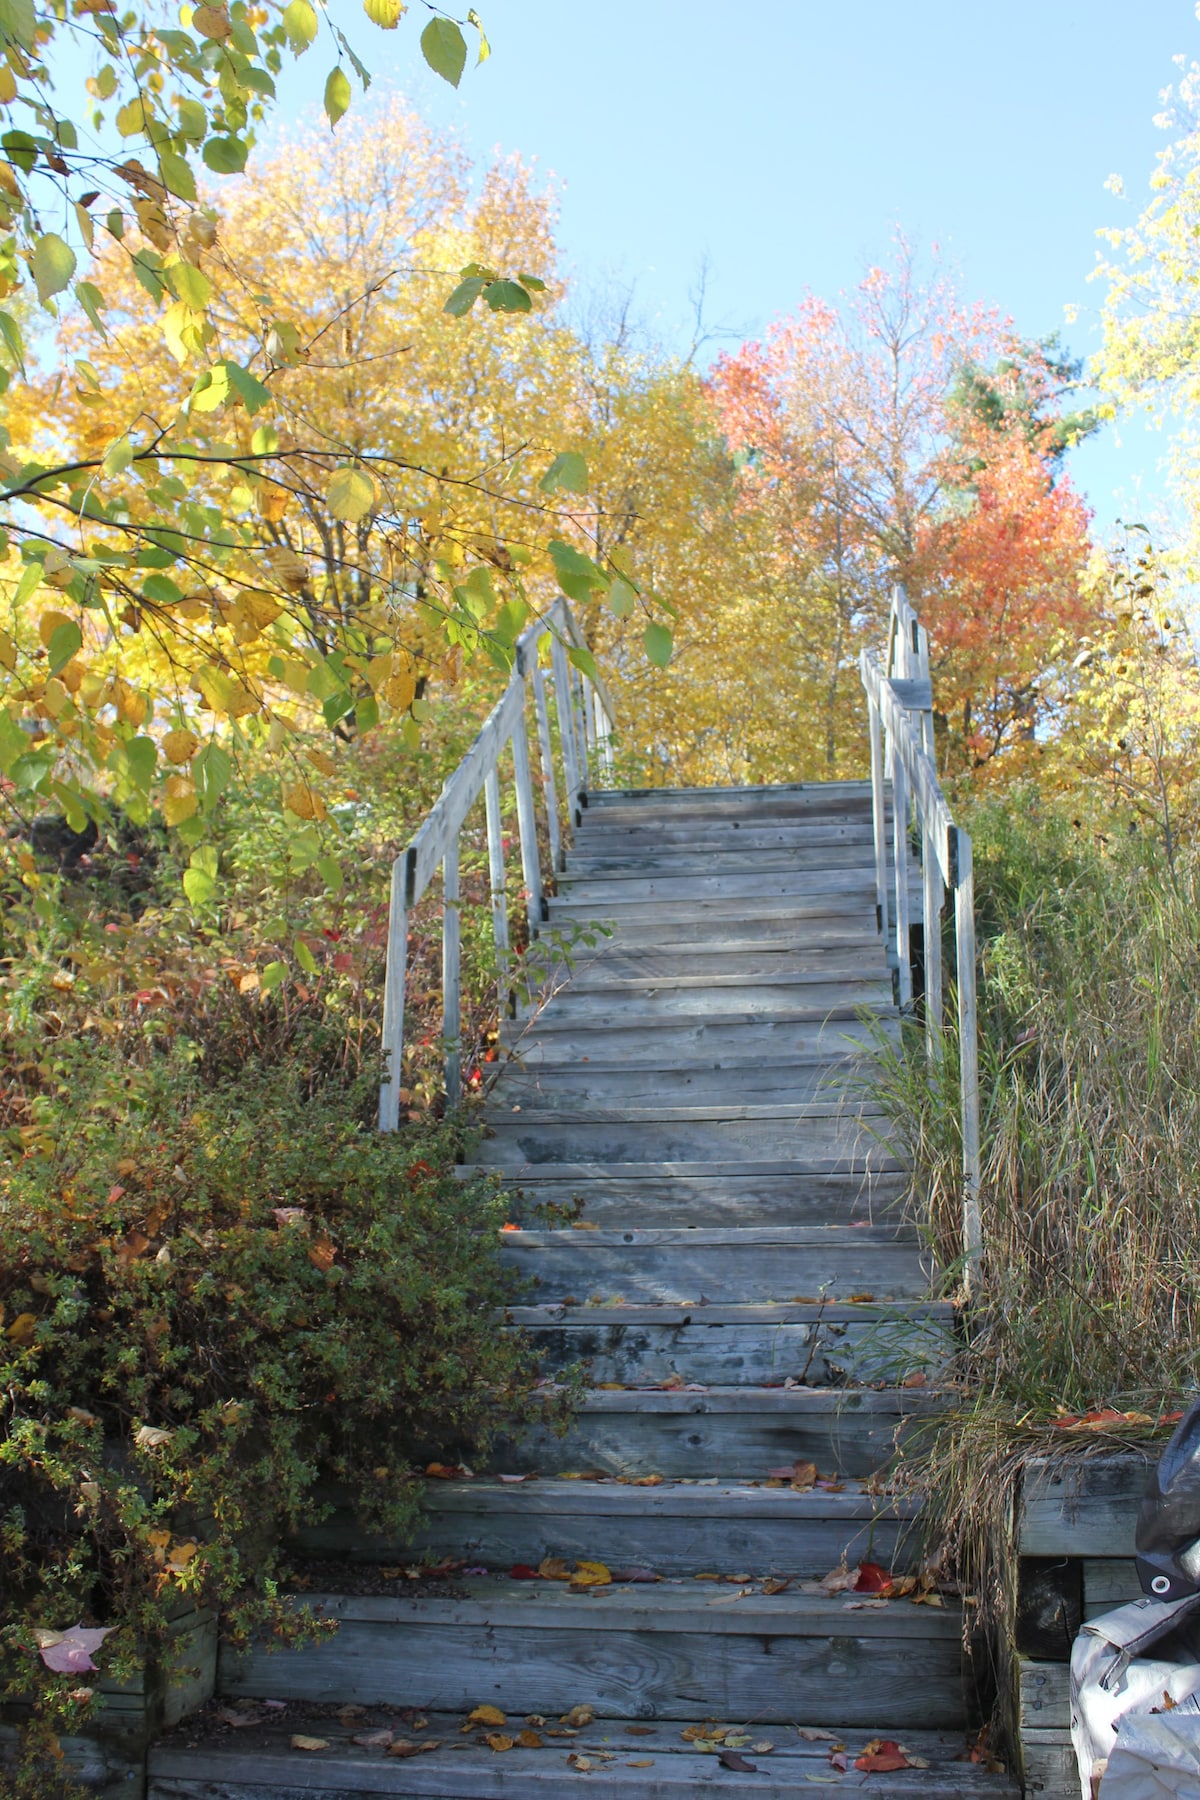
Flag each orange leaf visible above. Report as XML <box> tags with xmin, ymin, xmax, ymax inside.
<box><xmin>855</xmin><ymin>1739</ymin><xmax>911</xmax><ymax>1772</ymax></box>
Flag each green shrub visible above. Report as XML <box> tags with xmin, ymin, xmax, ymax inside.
<box><xmin>0</xmin><ymin>1051</ymin><xmax>546</xmax><ymax>1778</ymax></box>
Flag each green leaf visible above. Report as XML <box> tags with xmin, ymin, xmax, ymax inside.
<box><xmin>0</xmin><ymin>307</ymin><xmax>25</xmax><ymax>371</ymax></box>
<box><xmin>176</xmin><ymin>97</ymin><xmax>207</xmax><ymax>141</ymax></box>
<box><xmin>202</xmin><ymin>135</ymin><xmax>248</xmax><ymax>174</ymax></box>
<box><xmin>484</xmin><ymin>279</ymin><xmax>532</xmax><ymax>314</ymax></box>
<box><xmin>324</xmin><ymin>65</ymin><xmax>352</xmax><ymax>126</ymax></box>
<box><xmin>363</xmin><ymin>0</ymin><xmax>404</xmax><ymax>23</ymax></box>
<box><xmin>223</xmin><ymin>361</ymin><xmax>271</xmax><ymax>415</ymax></box>
<box><xmin>0</xmin><ymin>0</ymin><xmax>36</xmax><ymax>53</ymax></box>
<box><xmin>518</xmin><ymin>271</ymin><xmax>547</xmax><ymax>291</ymax></box>
<box><xmin>194</xmin><ymin>743</ymin><xmax>232</xmax><ymax>810</ymax></box>
<box><xmin>549</xmin><ymin>538</ymin><xmax>606</xmax><ymax>604</ymax></box>
<box><xmin>32</xmin><ymin>234</ymin><xmax>76</xmax><ymax>306</ymax></box>
<box><xmin>540</xmin><ymin>451</ymin><xmax>589</xmax><ymax>495</ymax></box>
<box><xmin>2</xmin><ymin>129</ymin><xmax>36</xmax><ymax>174</ymax></box>
<box><xmin>157</xmin><ymin>148</ymin><xmax>197</xmax><ymax>201</ymax></box>
<box><xmin>168</xmin><ymin>262</ymin><xmax>211</xmax><ymax>309</ymax></box>
<box><xmin>282</xmin><ymin>0</ymin><xmax>318</xmax><ymax>48</ymax></box>
<box><xmin>567</xmin><ymin>644</ymin><xmax>599</xmax><ymax>681</ymax></box>
<box><xmin>467</xmin><ymin>6</ymin><xmax>490</xmax><ymax>62</ymax></box>
<box><xmin>326</xmin><ymin>465</ymin><xmax>375</xmax><ymax>522</ymax></box>
<box><xmin>443</xmin><ymin>276</ymin><xmax>487</xmax><ymax>317</ymax></box>
<box><xmin>125</xmin><ymin>735</ymin><xmax>157</xmax><ymax>791</ymax></box>
<box><xmin>183</xmin><ymin>862</ymin><xmax>216</xmax><ymax>907</ymax></box>
<box><xmin>102</xmin><ymin>438</ymin><xmax>134</xmax><ymax>480</ymax></box>
<box><xmin>317</xmin><ymin>853</ymin><xmax>344</xmax><ymax>892</ymax></box>
<box><xmin>608</xmin><ymin>577</ymin><xmax>636</xmax><ymax>618</ymax></box>
<box><xmin>261</xmin><ymin>960</ymin><xmax>287</xmax><ymax>994</ymax></box>
<box><xmin>46</xmin><ymin>620</ymin><xmax>82</xmax><ymax>674</ymax></box>
<box><xmin>12</xmin><ymin>559</ymin><xmax>43</xmax><ymax>605</ymax></box>
<box><xmin>294</xmin><ymin>935</ymin><xmax>318</xmax><ymax>975</ymax></box>
<box><xmin>0</xmin><ymin>709</ymin><xmax>27</xmax><ymax>775</ymax></box>
<box><xmin>643</xmin><ymin>621</ymin><xmax>673</xmax><ymax>668</ymax></box>
<box><xmin>420</xmin><ymin>15</ymin><xmax>467</xmax><ymax>85</ymax></box>
<box><xmin>74</xmin><ymin>282</ymin><xmax>107</xmax><ymax>340</ymax></box>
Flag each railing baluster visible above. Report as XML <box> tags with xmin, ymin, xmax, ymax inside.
<box><xmin>442</xmin><ymin>835</ymin><xmax>461</xmax><ymax>1105</ymax></box>
<box><xmin>867</xmin><ymin>693</ymin><xmax>888</xmax><ymax>938</ymax></box>
<box><xmin>922</xmin><ymin>820</ymin><xmax>944</xmax><ymax>1065</ymax></box>
<box><xmin>595</xmin><ymin>689</ymin><xmax>615</xmax><ymax>784</ymax></box>
<box><xmin>511</xmin><ymin>698</ymin><xmax>544</xmax><ymax>931</ymax></box>
<box><xmin>484</xmin><ymin>767</ymin><xmax>510</xmax><ymax>1016</ymax></box>
<box><xmin>377</xmin><ymin>856</ymin><xmax>408</xmax><ymax>1133</ymax></box>
<box><xmin>532</xmin><ymin>665</ymin><xmax>563</xmax><ymax>872</ymax></box>
<box><xmin>892</xmin><ymin>755</ymin><xmax>912</xmax><ymax>1007</ymax></box>
<box><xmin>550</xmin><ymin>634</ymin><xmax>582</xmax><ymax>825</ymax></box>
<box><xmin>954</xmin><ymin>829</ymin><xmax>982</xmax><ymax>1287</ymax></box>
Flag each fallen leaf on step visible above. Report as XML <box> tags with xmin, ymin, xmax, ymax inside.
<box><xmin>627</xmin><ymin>1725</ymin><xmax>656</xmax><ymax>1735</ymax></box>
<box><xmin>569</xmin><ymin>1561</ymin><xmax>611</xmax><ymax>1588</ymax></box>
<box><xmin>694</xmin><ymin>1572</ymin><xmax>722</xmax><ymax>1582</ymax></box>
<box><xmin>752</xmin><ymin>1741</ymin><xmax>775</xmax><ymax>1753</ymax></box>
<box><xmin>526</xmin><ymin>1715</ymin><xmax>547</xmax><ymax>1727</ymax></box>
<box><xmin>387</xmin><ymin>1741</ymin><xmax>420</xmax><ymax>1758</ymax></box>
<box><xmin>798</xmin><ymin>1729</ymin><xmax>840</xmax><ymax>1742</ymax></box>
<box><xmin>682</xmin><ymin>1724</ymin><xmax>727</xmax><ymax>1742</ymax></box>
<box><xmin>761</xmin><ymin>1576</ymin><xmax>791</xmax><ymax>1594</ymax></box>
<box><xmin>843</xmin><ymin>1597</ymin><xmax>889</xmax><ymax>1610</ymax></box>
<box><xmin>562</xmin><ymin>1705</ymin><xmax>596</xmax><ymax>1727</ymax></box>
<box><xmin>659</xmin><ymin>1373</ymin><xmax>685</xmax><ymax>1389</ymax></box>
<box><xmin>498</xmin><ymin>1473</ymin><xmax>529</xmax><ymax>1483</ymax></box>
<box><xmin>352</xmin><ymin>1729</ymin><xmax>394</xmax><ymax>1747</ymax></box>
<box><xmin>911</xmin><ymin>1588</ymin><xmax>946</xmax><ymax>1606</ymax></box>
<box><xmin>608</xmin><ymin>1566</ymin><xmax>661</xmax><ymax>1583</ymax></box>
<box><xmin>510</xmin><ymin>1564</ymin><xmax>540</xmax><ymax>1580</ymax></box>
<box><xmin>466</xmin><ymin>1705</ymin><xmax>507</xmax><ymax>1728</ymax></box>
<box><xmin>338</xmin><ymin>1705</ymin><xmax>366</xmax><ymax>1722</ymax></box>
<box><xmin>719</xmin><ymin>1751</ymin><xmax>758</xmax><ymax>1772</ymax></box>
<box><xmin>290</xmin><ymin>1736</ymin><xmax>328</xmax><ymax>1751</ymax></box>
<box><xmin>518</xmin><ymin>1729</ymin><xmax>544</xmax><ymax>1748</ymax></box>
<box><xmin>724</xmin><ymin>1734</ymin><xmax>752</xmax><ymax>1748</ymax></box>
<box><xmin>724</xmin><ymin>1572</ymin><xmax>751</xmax><ymax>1583</ymax></box>
<box><xmin>854</xmin><ymin>1739</ymin><xmax>914</xmax><ymax>1772</ymax></box>
<box><xmin>628</xmin><ymin>1473</ymin><xmax>663</xmax><ymax>1486</ymax></box>
<box><xmin>571</xmin><ymin>1221</ymin><xmax>600</xmax><ymax>1229</ymax></box>
<box><xmin>829</xmin><ymin>1747</ymin><xmax>850</xmax><ymax>1770</ymax></box>
<box><xmin>538</xmin><ymin>1557</ymin><xmax>573</xmax><ymax>1580</ymax></box>
<box><xmin>901</xmin><ymin>1371</ymin><xmax>928</xmax><ymax>1387</ymax></box>
<box><xmin>567</xmin><ymin>1753</ymin><xmax>593</xmax><ymax>1771</ymax></box>
<box><xmin>810</xmin><ymin>1562</ymin><xmax>856</xmax><ymax>1595</ymax></box>
<box><xmin>626</xmin><ymin>1759</ymin><xmax>654</xmax><ymax>1767</ymax></box>
<box><xmin>854</xmin><ymin>1560</ymin><xmax>893</xmax><ymax>1593</ymax></box>
<box><xmin>486</xmin><ymin>1734</ymin><xmax>515</xmax><ymax>1752</ymax></box>
<box><xmin>845</xmin><ymin>1292</ymin><xmax>875</xmax><ymax>1302</ymax></box>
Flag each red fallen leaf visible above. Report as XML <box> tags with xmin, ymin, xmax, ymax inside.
<box><xmin>854</xmin><ymin>1561</ymin><xmax>893</xmax><ymax>1593</ymax></box>
<box><xmin>1160</xmin><ymin>1411</ymin><xmax>1185</xmax><ymax>1427</ymax></box>
<box><xmin>829</xmin><ymin>1749</ymin><xmax>850</xmax><ymax>1771</ymax></box>
<box><xmin>500</xmin><ymin>1223</ymin><xmax>521</xmax><ymax>1232</ymax></box>
<box><xmin>855</xmin><ymin>1739</ymin><xmax>911</xmax><ymax>1772</ymax></box>
<box><xmin>425</xmin><ymin>1463</ymin><xmax>459</xmax><ymax>1480</ymax></box>
<box><xmin>510</xmin><ymin>1564</ymin><xmax>540</xmax><ymax>1580</ymax></box>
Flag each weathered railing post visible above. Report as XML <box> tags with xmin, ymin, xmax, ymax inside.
<box><xmin>441</xmin><ymin>834</ymin><xmax>461</xmax><ymax>1105</ymax></box>
<box><xmin>550</xmin><ymin>634</ymin><xmax>582</xmax><ymax>824</ymax></box>
<box><xmin>511</xmin><ymin>699</ymin><xmax>545</xmax><ymax>931</ymax></box>
<box><xmin>867</xmin><ymin>691</ymin><xmax>888</xmax><ymax>937</ymax></box>
<box><xmin>531</xmin><ymin>665</ymin><xmax>563</xmax><ymax>872</ymax></box>
<box><xmin>483</xmin><ymin>767</ymin><xmax>510</xmax><ymax>1014</ymax></box>
<box><xmin>953</xmin><ymin>826</ymin><xmax>982</xmax><ymax>1285</ymax></box>
<box><xmin>377</xmin><ymin>854</ymin><xmax>410</xmax><ymax>1132</ymax></box>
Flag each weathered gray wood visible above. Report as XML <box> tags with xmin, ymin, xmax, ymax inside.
<box><xmin>531</xmin><ymin>666</ymin><xmax>563</xmax><ymax>872</ymax></box>
<box><xmin>483</xmin><ymin>769</ymin><xmax>510</xmax><ymax>1015</ymax></box>
<box><xmin>479</xmin><ymin>1167</ymin><xmax>909</xmax><ymax>1228</ymax></box>
<box><xmin>557</xmin><ymin>868</ymin><xmax>878</xmax><ymax>905</ymax></box>
<box><xmin>1083</xmin><ymin>1557</ymin><xmax>1141</xmax><ymax>1617</ymax></box>
<box><xmin>511</xmin><ymin>701</ymin><xmax>544</xmax><ymax>934</ymax></box>
<box><xmin>532</xmin><ymin>948</ymin><xmax>890</xmax><ymax>987</ymax></box>
<box><xmin>149</xmin><ymin>1723</ymin><xmax>1019</xmax><ymax>1798</ymax></box>
<box><xmin>1019</xmin><ymin>1729</ymin><xmax>1076</xmax><ymax>1798</ymax></box>
<box><xmin>923</xmin><ymin>818</ymin><xmax>944</xmax><ymax>1068</ymax></box>
<box><xmin>377</xmin><ymin>864</ymin><xmax>408</xmax><ymax>1133</ymax></box>
<box><xmin>488</xmin><ymin>1063</ymin><xmax>887</xmax><ymax>1115</ymax></box>
<box><xmin>549</xmin><ymin>635</ymin><xmax>581</xmax><ymax>823</ymax></box>
<box><xmin>495</xmin><ymin>1385</ymin><xmax>947</xmax><ymax>1479</ymax></box>
<box><xmin>300</xmin><ymin>1476</ymin><xmax>922</xmax><ymax>1575</ymax></box>
<box><xmin>565</xmin><ymin>845</ymin><xmax>881</xmax><ymax>877</ymax></box>
<box><xmin>520</xmin><ymin>977</ymin><xmax>893</xmax><ymax>1023</ymax></box>
<box><xmin>480</xmin><ymin>1112</ymin><xmax>894</xmax><ymax>1169</ymax></box>
<box><xmin>218</xmin><ymin>1582</ymin><xmax>967</xmax><ymax>1726</ymax></box>
<box><xmin>575</xmin><ymin>818</ymin><xmax>883</xmax><ymax>851</ymax></box>
<box><xmin>955</xmin><ymin>842</ymin><xmax>982</xmax><ymax>1283</ymax></box>
<box><xmin>519</xmin><ymin>1305</ymin><xmax>953</xmax><ymax>1387</ymax></box>
<box><xmin>891</xmin><ymin>750</ymin><xmax>913</xmax><ymax>1008</ymax></box>
<box><xmin>1018</xmin><ymin>1455</ymin><xmax>1149</xmax><ymax>1557</ymax></box>
<box><xmin>1019</xmin><ymin>1658</ymin><xmax>1071</xmax><ymax>1729</ymax></box>
<box><xmin>441</xmin><ymin>837</ymin><xmax>461</xmax><ymax>1106</ymax></box>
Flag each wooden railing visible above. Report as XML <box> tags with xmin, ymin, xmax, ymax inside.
<box><xmin>860</xmin><ymin>586</ymin><xmax>982</xmax><ymax>1285</ymax></box>
<box><xmin>378</xmin><ymin>597</ymin><xmax>616</xmax><ymax>1132</ymax></box>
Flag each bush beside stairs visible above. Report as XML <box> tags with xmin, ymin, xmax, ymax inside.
<box><xmin>148</xmin><ymin>781</ymin><xmax>1019</xmax><ymax>1798</ymax></box>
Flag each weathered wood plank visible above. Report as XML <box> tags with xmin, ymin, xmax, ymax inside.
<box><xmin>480</xmin><ymin>1117</ymin><xmax>895</xmax><ymax>1170</ymax></box>
<box><xmin>1019</xmin><ymin>1728</ymin><xmax>1076</xmax><ymax>1799</ymax></box>
<box><xmin>502</xmin><ymin>1018</ymin><xmax>900</xmax><ymax>1068</ymax></box>
<box><xmin>564</xmin><ymin>846</ymin><xmax>880</xmax><ymax>877</ymax></box>
<box><xmin>557</xmin><ymin>869</ymin><xmax>878</xmax><ymax>905</ymax></box>
<box><xmin>521</xmin><ymin>979</ymin><xmax>893</xmax><ymax>1022</ymax></box>
<box><xmin>497</xmin><ymin>1228</ymin><xmax>930</xmax><ymax>1305</ymax></box>
<box><xmin>1019</xmin><ymin>1455</ymin><xmax>1149</xmax><ymax>1557</ymax></box>
<box><xmin>484</xmin><ymin>1169</ymin><xmax>910</xmax><ymax>1228</ymax></box>
<box><xmin>492</xmin><ymin>1385</ymin><xmax>947</xmax><ymax>1478</ymax></box>
<box><xmin>299</xmin><ymin>1476</ymin><xmax>921</xmax><ymax>1575</ymax></box>
<box><xmin>217</xmin><ymin>1583</ymin><xmax>967</xmax><ymax>1725</ymax></box>
<box><xmin>1019</xmin><ymin>1658</ymin><xmax>1070</xmax><ymax>1730</ymax></box>
<box><xmin>1083</xmin><ymin>1556</ymin><xmax>1142</xmax><ymax>1618</ymax></box>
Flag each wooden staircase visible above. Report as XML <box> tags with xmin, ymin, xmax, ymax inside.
<box><xmin>148</xmin><ymin>781</ymin><xmax>1018</xmax><ymax>1797</ymax></box>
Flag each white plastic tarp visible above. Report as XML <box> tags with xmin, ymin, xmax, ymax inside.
<box><xmin>1098</xmin><ymin>1716</ymin><xmax>1200</xmax><ymax>1798</ymax></box>
<box><xmin>1071</xmin><ymin>1593</ymin><xmax>1200</xmax><ymax>1799</ymax></box>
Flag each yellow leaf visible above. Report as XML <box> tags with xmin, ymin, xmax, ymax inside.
<box><xmin>326</xmin><ymin>464</ymin><xmax>376</xmax><ymax>522</ymax></box>
<box><xmin>569</xmin><ymin>1561</ymin><xmax>611</xmax><ymax>1587</ymax></box>
<box><xmin>163</xmin><ymin>780</ymin><xmax>198</xmax><ymax>826</ymax></box>
<box><xmin>485</xmin><ymin>1734</ymin><xmax>514</xmax><ymax>1753</ymax></box>
<box><xmin>38</xmin><ymin>609</ymin><xmax>73</xmax><ymax>648</ymax></box>
<box><xmin>163</xmin><ymin>729</ymin><xmax>199</xmax><ymax>764</ymax></box>
<box><xmin>306</xmin><ymin>748</ymin><xmax>335</xmax><ymax>777</ymax></box>
<box><xmin>466</xmin><ymin>1705</ymin><xmax>506</xmax><ymax>1728</ymax></box>
<box><xmin>284</xmin><ymin>783</ymin><xmax>326</xmax><ymax>821</ymax></box>
<box><xmin>289</xmin><ymin>1735</ymin><xmax>329</xmax><ymax>1752</ymax></box>
<box><xmin>0</xmin><ymin>628</ymin><xmax>16</xmax><ymax>670</ymax></box>
<box><xmin>5</xmin><ymin>1312</ymin><xmax>37</xmax><ymax>1346</ymax></box>
<box><xmin>384</xmin><ymin>670</ymin><xmax>417</xmax><ymax>710</ymax></box>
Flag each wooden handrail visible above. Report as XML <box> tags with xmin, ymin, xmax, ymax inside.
<box><xmin>378</xmin><ymin>597</ymin><xmax>615</xmax><ymax>1131</ymax></box>
<box><xmin>860</xmin><ymin>585</ymin><xmax>982</xmax><ymax>1288</ymax></box>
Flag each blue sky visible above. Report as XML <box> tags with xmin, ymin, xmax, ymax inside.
<box><xmin>250</xmin><ymin>0</ymin><xmax>1200</xmax><ymax>537</ymax></box>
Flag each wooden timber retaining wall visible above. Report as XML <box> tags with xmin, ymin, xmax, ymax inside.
<box><xmin>1017</xmin><ymin>1453</ymin><xmax>1150</xmax><ymax>1797</ymax></box>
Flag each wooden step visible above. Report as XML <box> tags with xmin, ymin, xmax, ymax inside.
<box><xmin>513</xmin><ymin>1299</ymin><xmax>954</xmax><ymax>1386</ymax></box>
<box><xmin>480</xmin><ymin>1166</ymin><xmax>909</xmax><ymax>1229</ymax></box>
<box><xmin>498</xmin><ymin>1225</ymin><xmax>928</xmax><ymax>1305</ymax></box>
<box><xmin>502</xmin><ymin>1015</ymin><xmax>898</xmax><ymax>1066</ymax></box>
<box><xmin>491</xmin><ymin>1385</ymin><xmax>946</xmax><ymax>1479</ymax></box>
<box><xmin>544</xmin><ymin>915</ymin><xmax>885</xmax><ymax>948</ymax></box>
<box><xmin>297</xmin><ymin>1475</ymin><xmax>922</xmax><ymax>1576</ymax></box>
<box><xmin>518</xmin><ymin>977</ymin><xmax>892</xmax><ymax>1022</ymax></box>
<box><xmin>480</xmin><ymin>1112</ymin><xmax>893</xmax><ymax>1170</ymax></box>
<box><xmin>547</xmin><ymin>896</ymin><xmax>881</xmax><ymax>932</ymax></box>
<box><xmin>565</xmin><ymin>846</ymin><xmax>880</xmax><ymax>878</ymax></box>
<box><xmin>488</xmin><ymin>1060</ymin><xmax>884</xmax><ymax>1115</ymax></box>
<box><xmin>540</xmin><ymin>953</ymin><xmax>890</xmax><ymax>991</ymax></box>
<box><xmin>572</xmin><ymin>821</ymin><xmax>883</xmax><ymax>854</ymax></box>
<box><xmin>149</xmin><ymin>1720</ymin><xmax>1018</xmax><ymax>1797</ymax></box>
<box><xmin>216</xmin><ymin>1578</ymin><xmax>969</xmax><ymax>1727</ymax></box>
<box><xmin>556</xmin><ymin>869</ymin><xmax>878</xmax><ymax>907</ymax></box>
